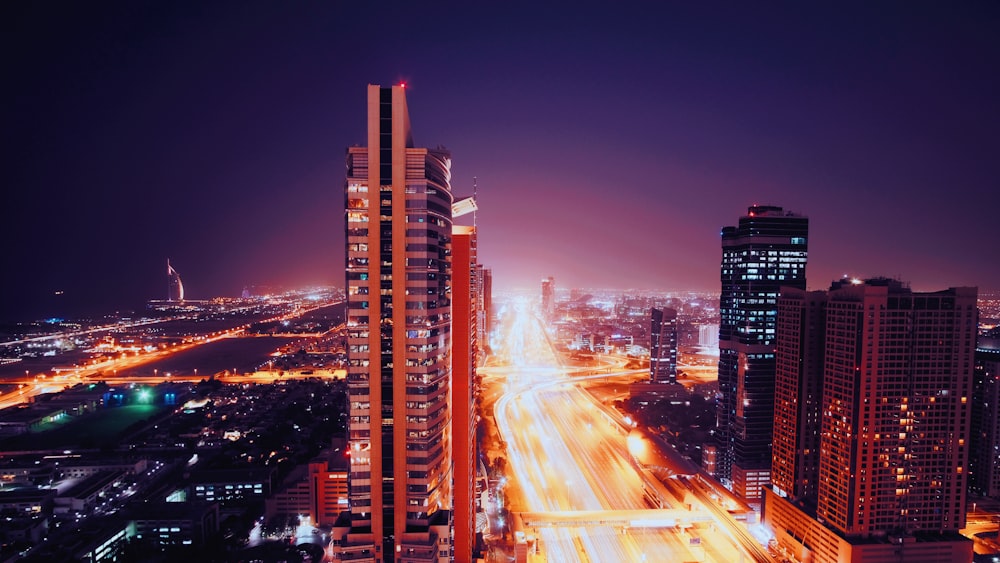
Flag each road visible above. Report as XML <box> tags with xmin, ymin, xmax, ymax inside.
<box><xmin>487</xmin><ymin>299</ymin><xmax>763</xmax><ymax>562</ymax></box>
<box><xmin>962</xmin><ymin>508</ymin><xmax>1000</xmax><ymax>556</ymax></box>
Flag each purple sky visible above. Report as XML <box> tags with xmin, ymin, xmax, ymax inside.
<box><xmin>3</xmin><ymin>2</ymin><xmax>999</xmax><ymax>320</ymax></box>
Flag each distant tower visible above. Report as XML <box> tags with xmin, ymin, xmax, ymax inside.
<box><xmin>541</xmin><ymin>276</ymin><xmax>555</xmax><ymax>319</ymax></box>
<box><xmin>771</xmin><ymin>288</ymin><xmax>827</xmax><ymax>502</ymax></box>
<box><xmin>167</xmin><ymin>259</ymin><xmax>185</xmax><ymax>301</ymax></box>
<box><xmin>970</xmin><ymin>330</ymin><xmax>1000</xmax><ymax>498</ymax></box>
<box><xmin>649</xmin><ymin>307</ymin><xmax>678</xmax><ymax>384</ymax></box>
<box><xmin>716</xmin><ymin>205</ymin><xmax>808</xmax><ymax>501</ymax></box>
<box><xmin>698</xmin><ymin>324</ymin><xmax>720</xmax><ymax>351</ymax></box>
<box><xmin>481</xmin><ymin>268</ymin><xmax>493</xmax><ymax>347</ymax></box>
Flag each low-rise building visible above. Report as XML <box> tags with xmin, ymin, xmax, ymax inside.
<box><xmin>131</xmin><ymin>500</ymin><xmax>220</xmax><ymax>550</ymax></box>
<box><xmin>189</xmin><ymin>467</ymin><xmax>274</xmax><ymax>504</ymax></box>
<box><xmin>54</xmin><ymin>470</ymin><xmax>124</xmax><ymax>514</ymax></box>
<box><xmin>0</xmin><ymin>487</ymin><xmax>55</xmax><ymax>514</ymax></box>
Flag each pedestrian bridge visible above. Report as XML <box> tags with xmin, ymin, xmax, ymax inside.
<box><xmin>519</xmin><ymin>509</ymin><xmax>713</xmax><ymax>528</ymax></box>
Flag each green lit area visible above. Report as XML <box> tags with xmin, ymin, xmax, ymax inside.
<box><xmin>0</xmin><ymin>404</ymin><xmax>164</xmax><ymax>450</ymax></box>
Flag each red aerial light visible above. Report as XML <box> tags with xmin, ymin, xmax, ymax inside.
<box><xmin>400</xmin><ymin>82</ymin><xmax>406</xmax><ymax>89</ymax></box>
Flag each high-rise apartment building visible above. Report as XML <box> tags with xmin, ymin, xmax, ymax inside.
<box><xmin>764</xmin><ymin>279</ymin><xmax>977</xmax><ymax>563</ymax></box>
<box><xmin>334</xmin><ymin>84</ymin><xmax>453</xmax><ymax>562</ymax></box>
<box><xmin>480</xmin><ymin>268</ymin><xmax>493</xmax><ymax>352</ymax></box>
<box><xmin>650</xmin><ymin>307</ymin><xmax>678</xmax><ymax>384</ymax></box>
<box><xmin>771</xmin><ymin>289</ymin><xmax>826</xmax><ymax>503</ymax></box>
<box><xmin>716</xmin><ymin>205</ymin><xmax>808</xmax><ymax>500</ymax></box>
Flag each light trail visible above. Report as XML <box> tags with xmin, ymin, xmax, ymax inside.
<box><xmin>486</xmin><ymin>298</ymin><xmax>769</xmax><ymax>562</ymax></box>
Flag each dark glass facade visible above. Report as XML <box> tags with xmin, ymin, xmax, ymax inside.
<box><xmin>650</xmin><ymin>307</ymin><xmax>678</xmax><ymax>384</ymax></box>
<box><xmin>715</xmin><ymin>205</ymin><xmax>808</xmax><ymax>499</ymax></box>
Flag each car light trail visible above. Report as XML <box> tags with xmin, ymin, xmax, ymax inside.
<box><xmin>485</xmin><ymin>298</ymin><xmax>772</xmax><ymax>562</ymax></box>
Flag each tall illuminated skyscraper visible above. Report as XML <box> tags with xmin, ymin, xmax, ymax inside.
<box><xmin>335</xmin><ymin>84</ymin><xmax>453</xmax><ymax>562</ymax></box>
<box><xmin>716</xmin><ymin>205</ymin><xmax>808</xmax><ymax>501</ymax></box>
<box><xmin>764</xmin><ymin>279</ymin><xmax>977</xmax><ymax>562</ymax></box>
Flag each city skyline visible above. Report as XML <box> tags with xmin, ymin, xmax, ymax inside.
<box><xmin>5</xmin><ymin>3</ymin><xmax>1000</xmax><ymax>323</ymax></box>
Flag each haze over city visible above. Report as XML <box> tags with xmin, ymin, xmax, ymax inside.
<box><xmin>4</xmin><ymin>4</ymin><xmax>1000</xmax><ymax>563</ymax></box>
<box><xmin>5</xmin><ymin>2</ymin><xmax>999</xmax><ymax>321</ymax></box>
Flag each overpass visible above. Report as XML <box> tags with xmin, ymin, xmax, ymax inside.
<box><xmin>519</xmin><ymin>508</ymin><xmax>713</xmax><ymax>528</ymax></box>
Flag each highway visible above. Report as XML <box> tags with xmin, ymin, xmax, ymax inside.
<box><xmin>487</xmin><ymin>299</ymin><xmax>767</xmax><ymax>562</ymax></box>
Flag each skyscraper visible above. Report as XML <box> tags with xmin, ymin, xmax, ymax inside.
<box><xmin>764</xmin><ymin>279</ymin><xmax>977</xmax><ymax>563</ymax></box>
<box><xmin>716</xmin><ymin>205</ymin><xmax>808</xmax><ymax>501</ymax></box>
<box><xmin>650</xmin><ymin>307</ymin><xmax>678</xmax><ymax>384</ymax></box>
<box><xmin>541</xmin><ymin>276</ymin><xmax>554</xmax><ymax>320</ymax></box>
<box><xmin>335</xmin><ymin>84</ymin><xmax>453</xmax><ymax>562</ymax></box>
<box><xmin>451</xmin><ymin>225</ymin><xmax>478</xmax><ymax>561</ymax></box>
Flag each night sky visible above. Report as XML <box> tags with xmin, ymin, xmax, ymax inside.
<box><xmin>4</xmin><ymin>2</ymin><xmax>999</xmax><ymax>321</ymax></box>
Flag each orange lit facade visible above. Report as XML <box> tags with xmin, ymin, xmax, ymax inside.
<box><xmin>336</xmin><ymin>84</ymin><xmax>453</xmax><ymax>562</ymax></box>
<box><xmin>265</xmin><ymin>457</ymin><xmax>348</xmax><ymax>526</ymax></box>
<box><xmin>312</xmin><ymin>459</ymin><xmax>350</xmax><ymax>526</ymax></box>
<box><xmin>451</xmin><ymin>225</ymin><xmax>478</xmax><ymax>561</ymax></box>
